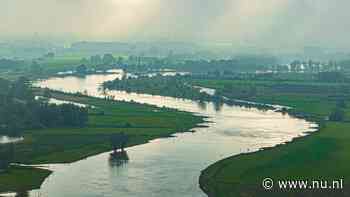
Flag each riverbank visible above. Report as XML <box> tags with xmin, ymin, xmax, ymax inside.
<box><xmin>0</xmin><ymin>166</ymin><xmax>52</xmax><ymax>193</ymax></box>
<box><xmin>197</xmin><ymin>79</ymin><xmax>350</xmax><ymax>196</ymax></box>
<box><xmin>103</xmin><ymin>75</ymin><xmax>214</xmax><ymax>102</ymax></box>
<box><xmin>102</xmin><ymin>75</ymin><xmax>288</xmax><ymax>113</ymax></box>
<box><xmin>0</xmin><ymin>91</ymin><xmax>205</xmax><ymax>193</ymax></box>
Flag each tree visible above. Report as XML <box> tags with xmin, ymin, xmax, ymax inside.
<box><xmin>0</xmin><ymin>143</ymin><xmax>14</xmax><ymax>170</ymax></box>
<box><xmin>329</xmin><ymin>108</ymin><xmax>345</xmax><ymax>122</ymax></box>
<box><xmin>0</xmin><ymin>145</ymin><xmax>12</xmax><ymax>170</ymax></box>
<box><xmin>336</xmin><ymin>99</ymin><xmax>347</xmax><ymax>108</ymax></box>
<box><xmin>0</xmin><ymin>59</ymin><xmax>25</xmax><ymax>70</ymax></box>
<box><xmin>117</xmin><ymin>56</ymin><xmax>124</xmax><ymax>65</ymax></box>
<box><xmin>10</xmin><ymin>77</ymin><xmax>34</xmax><ymax>101</ymax></box>
<box><xmin>76</xmin><ymin>64</ymin><xmax>87</xmax><ymax>74</ymax></box>
<box><xmin>318</xmin><ymin>72</ymin><xmax>346</xmax><ymax>83</ymax></box>
<box><xmin>290</xmin><ymin>60</ymin><xmax>300</xmax><ymax>72</ymax></box>
<box><xmin>102</xmin><ymin>54</ymin><xmax>116</xmax><ymax>65</ymax></box>
<box><xmin>43</xmin><ymin>88</ymin><xmax>52</xmax><ymax>98</ymax></box>
<box><xmin>44</xmin><ymin>52</ymin><xmax>55</xmax><ymax>58</ymax></box>
<box><xmin>80</xmin><ymin>57</ymin><xmax>89</xmax><ymax>65</ymax></box>
<box><xmin>0</xmin><ymin>78</ymin><xmax>89</xmax><ymax>136</ymax></box>
<box><xmin>30</xmin><ymin>61</ymin><xmax>43</xmax><ymax>74</ymax></box>
<box><xmin>110</xmin><ymin>133</ymin><xmax>129</xmax><ymax>153</ymax></box>
<box><xmin>90</xmin><ymin>55</ymin><xmax>102</xmax><ymax>65</ymax></box>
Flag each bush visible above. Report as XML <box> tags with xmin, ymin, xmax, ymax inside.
<box><xmin>329</xmin><ymin>108</ymin><xmax>345</xmax><ymax>122</ymax></box>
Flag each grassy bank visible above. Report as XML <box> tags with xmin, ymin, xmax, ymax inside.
<box><xmin>0</xmin><ymin>91</ymin><xmax>204</xmax><ymax>193</ymax></box>
<box><xmin>0</xmin><ymin>166</ymin><xmax>51</xmax><ymax>193</ymax></box>
<box><xmin>197</xmin><ymin>79</ymin><xmax>350</xmax><ymax>196</ymax></box>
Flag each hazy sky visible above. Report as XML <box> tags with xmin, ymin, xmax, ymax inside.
<box><xmin>1</xmin><ymin>0</ymin><xmax>349</xmax><ymax>48</ymax></box>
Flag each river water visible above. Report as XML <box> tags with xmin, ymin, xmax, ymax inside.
<box><xmin>23</xmin><ymin>71</ymin><xmax>317</xmax><ymax>197</ymax></box>
<box><xmin>0</xmin><ymin>136</ymin><xmax>23</xmax><ymax>144</ymax></box>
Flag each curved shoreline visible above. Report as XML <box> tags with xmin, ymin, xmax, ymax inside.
<box><xmin>198</xmin><ymin>105</ymin><xmax>322</xmax><ymax>197</ymax></box>
<box><xmin>199</xmin><ymin>127</ymin><xmax>320</xmax><ymax>196</ymax></box>
<box><xmin>5</xmin><ymin>73</ymin><xmax>315</xmax><ymax>196</ymax></box>
<box><xmin>0</xmin><ymin>91</ymin><xmax>207</xmax><ymax>194</ymax></box>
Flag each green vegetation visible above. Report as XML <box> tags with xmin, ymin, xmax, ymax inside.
<box><xmin>38</xmin><ymin>55</ymin><xmax>83</xmax><ymax>72</ymax></box>
<box><xmin>39</xmin><ymin>53</ymin><xmax>125</xmax><ymax>76</ymax></box>
<box><xmin>2</xmin><ymin>54</ymin><xmax>350</xmax><ymax>195</ymax></box>
<box><xmin>197</xmin><ymin>78</ymin><xmax>350</xmax><ymax>196</ymax></box>
<box><xmin>121</xmin><ymin>55</ymin><xmax>277</xmax><ymax>74</ymax></box>
<box><xmin>103</xmin><ymin>75</ymin><xmax>213</xmax><ymax>101</ymax></box>
<box><xmin>0</xmin><ymin>56</ymin><xmax>80</xmax><ymax>80</ymax></box>
<box><xmin>0</xmin><ymin>166</ymin><xmax>51</xmax><ymax>193</ymax></box>
<box><xmin>192</xmin><ymin>79</ymin><xmax>348</xmax><ymax>119</ymax></box>
<box><xmin>0</xmin><ymin>90</ymin><xmax>204</xmax><ymax>193</ymax></box>
<box><xmin>0</xmin><ymin>53</ymin><xmax>123</xmax><ymax>80</ymax></box>
<box><xmin>0</xmin><ymin>78</ymin><xmax>88</xmax><ymax>137</ymax></box>
<box><xmin>11</xmin><ymin>91</ymin><xmax>204</xmax><ymax>164</ymax></box>
<box><xmin>200</xmin><ymin>122</ymin><xmax>350</xmax><ymax>196</ymax></box>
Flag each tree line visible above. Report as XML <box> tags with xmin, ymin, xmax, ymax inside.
<box><xmin>0</xmin><ymin>77</ymin><xmax>88</xmax><ymax>137</ymax></box>
<box><xmin>0</xmin><ymin>144</ymin><xmax>14</xmax><ymax>171</ymax></box>
<box><xmin>80</xmin><ymin>54</ymin><xmax>124</xmax><ymax>66</ymax></box>
<box><xmin>103</xmin><ymin>75</ymin><xmax>213</xmax><ymax>101</ymax></box>
<box><xmin>0</xmin><ymin>59</ymin><xmax>25</xmax><ymax>71</ymax></box>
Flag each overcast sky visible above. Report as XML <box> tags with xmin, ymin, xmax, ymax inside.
<box><xmin>0</xmin><ymin>0</ymin><xmax>349</xmax><ymax>48</ymax></box>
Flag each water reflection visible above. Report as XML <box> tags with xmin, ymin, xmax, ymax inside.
<box><xmin>109</xmin><ymin>151</ymin><xmax>129</xmax><ymax>168</ymax></box>
<box><xmin>213</xmin><ymin>100</ymin><xmax>224</xmax><ymax>112</ymax></box>
<box><xmin>0</xmin><ymin>136</ymin><xmax>23</xmax><ymax>144</ymax></box>
<box><xmin>197</xmin><ymin>100</ymin><xmax>207</xmax><ymax>111</ymax></box>
<box><xmin>0</xmin><ymin>191</ymin><xmax>30</xmax><ymax>197</ymax></box>
<box><xmin>28</xmin><ymin>72</ymin><xmax>318</xmax><ymax>197</ymax></box>
<box><xmin>15</xmin><ymin>191</ymin><xmax>29</xmax><ymax>197</ymax></box>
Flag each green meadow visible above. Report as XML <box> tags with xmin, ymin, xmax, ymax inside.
<box><xmin>197</xmin><ymin>79</ymin><xmax>350</xmax><ymax>196</ymax></box>
<box><xmin>0</xmin><ymin>91</ymin><xmax>204</xmax><ymax>193</ymax></box>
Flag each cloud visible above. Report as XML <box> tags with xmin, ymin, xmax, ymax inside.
<box><xmin>0</xmin><ymin>0</ymin><xmax>350</xmax><ymax>48</ymax></box>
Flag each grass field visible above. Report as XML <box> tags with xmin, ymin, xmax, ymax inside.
<box><xmin>40</xmin><ymin>56</ymin><xmax>83</xmax><ymax>71</ymax></box>
<box><xmin>197</xmin><ymin>79</ymin><xmax>350</xmax><ymax>196</ymax></box>
<box><xmin>38</xmin><ymin>53</ymin><xmax>127</xmax><ymax>73</ymax></box>
<box><xmin>193</xmin><ymin>79</ymin><xmax>342</xmax><ymax>119</ymax></box>
<box><xmin>0</xmin><ymin>166</ymin><xmax>51</xmax><ymax>193</ymax></box>
<box><xmin>0</xmin><ymin>91</ymin><xmax>204</xmax><ymax>193</ymax></box>
<box><xmin>0</xmin><ymin>56</ymin><xmax>84</xmax><ymax>81</ymax></box>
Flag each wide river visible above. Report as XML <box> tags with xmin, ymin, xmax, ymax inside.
<box><xmin>26</xmin><ymin>71</ymin><xmax>317</xmax><ymax>197</ymax></box>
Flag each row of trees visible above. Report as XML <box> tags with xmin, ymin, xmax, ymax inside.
<box><xmin>103</xmin><ymin>75</ymin><xmax>212</xmax><ymax>101</ymax></box>
<box><xmin>80</xmin><ymin>54</ymin><xmax>124</xmax><ymax>66</ymax></box>
<box><xmin>0</xmin><ymin>144</ymin><xmax>14</xmax><ymax>171</ymax></box>
<box><xmin>0</xmin><ymin>58</ymin><xmax>25</xmax><ymax>70</ymax></box>
<box><xmin>168</xmin><ymin>56</ymin><xmax>276</xmax><ymax>73</ymax></box>
<box><xmin>103</xmin><ymin>75</ymin><xmax>227</xmax><ymax>112</ymax></box>
<box><xmin>329</xmin><ymin>99</ymin><xmax>346</xmax><ymax>121</ymax></box>
<box><xmin>0</xmin><ymin>77</ymin><xmax>88</xmax><ymax>136</ymax></box>
<box><xmin>118</xmin><ymin>55</ymin><xmax>277</xmax><ymax>73</ymax></box>
<box><xmin>269</xmin><ymin>60</ymin><xmax>342</xmax><ymax>74</ymax></box>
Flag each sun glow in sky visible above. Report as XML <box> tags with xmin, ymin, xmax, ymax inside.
<box><xmin>1</xmin><ymin>0</ymin><xmax>350</xmax><ymax>48</ymax></box>
<box><xmin>92</xmin><ymin>0</ymin><xmax>160</xmax><ymax>39</ymax></box>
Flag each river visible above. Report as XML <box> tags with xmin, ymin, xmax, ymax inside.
<box><xmin>0</xmin><ymin>136</ymin><xmax>23</xmax><ymax>144</ymax></box>
<box><xmin>24</xmin><ymin>71</ymin><xmax>317</xmax><ymax>197</ymax></box>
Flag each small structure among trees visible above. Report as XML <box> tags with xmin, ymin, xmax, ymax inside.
<box><xmin>110</xmin><ymin>133</ymin><xmax>129</xmax><ymax>160</ymax></box>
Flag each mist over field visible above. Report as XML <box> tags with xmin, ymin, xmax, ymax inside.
<box><xmin>2</xmin><ymin>1</ymin><xmax>350</xmax><ymax>197</ymax></box>
<box><xmin>1</xmin><ymin>0</ymin><xmax>350</xmax><ymax>49</ymax></box>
